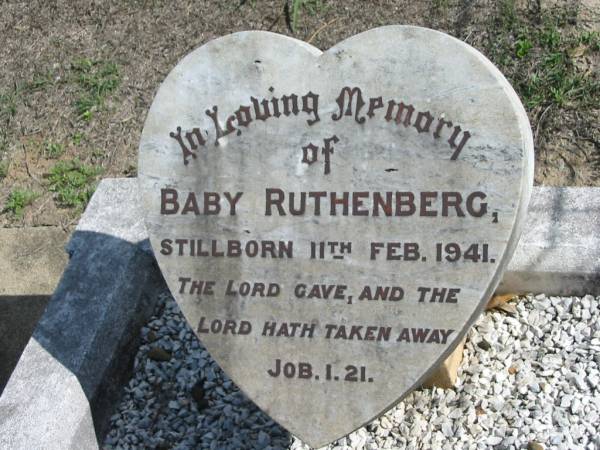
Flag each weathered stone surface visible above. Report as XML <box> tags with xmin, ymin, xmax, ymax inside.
<box><xmin>497</xmin><ymin>186</ymin><xmax>600</xmax><ymax>296</ymax></box>
<box><xmin>138</xmin><ymin>28</ymin><xmax>533</xmax><ymax>446</ymax></box>
<box><xmin>0</xmin><ymin>339</ymin><xmax>98</xmax><ymax>449</ymax></box>
<box><xmin>0</xmin><ymin>226</ymin><xmax>69</xmax><ymax>296</ymax></box>
<box><xmin>0</xmin><ymin>179</ymin><xmax>163</xmax><ymax>450</ymax></box>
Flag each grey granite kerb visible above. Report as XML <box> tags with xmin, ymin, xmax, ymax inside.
<box><xmin>497</xmin><ymin>186</ymin><xmax>600</xmax><ymax>295</ymax></box>
<box><xmin>0</xmin><ymin>178</ymin><xmax>163</xmax><ymax>450</ymax></box>
<box><xmin>0</xmin><ymin>178</ymin><xmax>598</xmax><ymax>449</ymax></box>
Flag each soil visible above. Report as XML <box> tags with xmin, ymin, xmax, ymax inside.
<box><xmin>0</xmin><ymin>0</ymin><xmax>598</xmax><ymax>228</ymax></box>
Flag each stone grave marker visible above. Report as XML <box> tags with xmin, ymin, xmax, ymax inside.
<box><xmin>138</xmin><ymin>26</ymin><xmax>533</xmax><ymax>448</ymax></box>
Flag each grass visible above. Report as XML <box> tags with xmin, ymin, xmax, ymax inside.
<box><xmin>0</xmin><ymin>160</ymin><xmax>8</xmax><ymax>180</ymax></box>
<box><xmin>71</xmin><ymin>58</ymin><xmax>120</xmax><ymax>122</ymax></box>
<box><xmin>0</xmin><ymin>88</ymin><xmax>18</xmax><ymax>125</ymax></box>
<box><xmin>0</xmin><ymin>59</ymin><xmax>114</xmax><ymax>222</ymax></box>
<box><xmin>91</xmin><ymin>148</ymin><xmax>105</xmax><ymax>159</ymax></box>
<box><xmin>72</xmin><ymin>132</ymin><xmax>85</xmax><ymax>145</ymax></box>
<box><xmin>515</xmin><ymin>37</ymin><xmax>533</xmax><ymax>59</ymax></box>
<box><xmin>0</xmin><ymin>132</ymin><xmax>8</xmax><ymax>156</ymax></box>
<box><xmin>487</xmin><ymin>1</ymin><xmax>600</xmax><ymax>110</ymax></box>
<box><xmin>0</xmin><ymin>85</ymin><xmax>23</xmax><ymax>192</ymax></box>
<box><xmin>0</xmin><ymin>70</ymin><xmax>59</xmax><ymax>178</ymax></box>
<box><xmin>0</xmin><ymin>70</ymin><xmax>56</xmax><ymax>125</ymax></box>
<box><xmin>432</xmin><ymin>0</ymin><xmax>449</xmax><ymax>11</ymax></box>
<box><xmin>290</xmin><ymin>0</ymin><xmax>326</xmax><ymax>32</ymax></box>
<box><xmin>3</xmin><ymin>189</ymin><xmax>39</xmax><ymax>217</ymax></box>
<box><xmin>48</xmin><ymin>159</ymin><xmax>102</xmax><ymax>209</ymax></box>
<box><xmin>24</xmin><ymin>71</ymin><xmax>54</xmax><ymax>93</ymax></box>
<box><xmin>578</xmin><ymin>30</ymin><xmax>600</xmax><ymax>50</ymax></box>
<box><xmin>44</xmin><ymin>141</ymin><xmax>65</xmax><ymax>159</ymax></box>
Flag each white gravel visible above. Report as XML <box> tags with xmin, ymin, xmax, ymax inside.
<box><xmin>104</xmin><ymin>293</ymin><xmax>600</xmax><ymax>450</ymax></box>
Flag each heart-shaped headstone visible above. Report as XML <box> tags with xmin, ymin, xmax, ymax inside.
<box><xmin>138</xmin><ymin>26</ymin><xmax>533</xmax><ymax>448</ymax></box>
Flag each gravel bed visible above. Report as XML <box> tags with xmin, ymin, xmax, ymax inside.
<box><xmin>104</xmin><ymin>293</ymin><xmax>599</xmax><ymax>450</ymax></box>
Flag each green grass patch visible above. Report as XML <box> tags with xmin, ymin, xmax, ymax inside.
<box><xmin>3</xmin><ymin>189</ymin><xmax>39</xmax><ymax>217</ymax></box>
<box><xmin>71</xmin><ymin>132</ymin><xmax>85</xmax><ymax>145</ymax></box>
<box><xmin>48</xmin><ymin>159</ymin><xmax>102</xmax><ymax>209</ymax></box>
<box><xmin>23</xmin><ymin>71</ymin><xmax>54</xmax><ymax>93</ymax></box>
<box><xmin>515</xmin><ymin>37</ymin><xmax>533</xmax><ymax>58</ymax></box>
<box><xmin>290</xmin><ymin>0</ymin><xmax>326</xmax><ymax>32</ymax></box>
<box><xmin>71</xmin><ymin>58</ymin><xmax>120</xmax><ymax>122</ymax></box>
<box><xmin>0</xmin><ymin>160</ymin><xmax>8</xmax><ymax>180</ymax></box>
<box><xmin>0</xmin><ymin>88</ymin><xmax>18</xmax><ymax>125</ymax></box>
<box><xmin>432</xmin><ymin>0</ymin><xmax>449</xmax><ymax>10</ymax></box>
<box><xmin>487</xmin><ymin>2</ymin><xmax>600</xmax><ymax>110</ymax></box>
<box><xmin>44</xmin><ymin>141</ymin><xmax>65</xmax><ymax>159</ymax></box>
<box><xmin>578</xmin><ymin>31</ymin><xmax>600</xmax><ymax>50</ymax></box>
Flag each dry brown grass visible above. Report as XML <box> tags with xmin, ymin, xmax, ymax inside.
<box><xmin>0</xmin><ymin>0</ymin><xmax>598</xmax><ymax>227</ymax></box>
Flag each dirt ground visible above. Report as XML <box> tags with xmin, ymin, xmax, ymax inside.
<box><xmin>0</xmin><ymin>0</ymin><xmax>598</xmax><ymax>227</ymax></box>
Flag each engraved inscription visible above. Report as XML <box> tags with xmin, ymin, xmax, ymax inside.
<box><xmin>138</xmin><ymin>27</ymin><xmax>533</xmax><ymax>448</ymax></box>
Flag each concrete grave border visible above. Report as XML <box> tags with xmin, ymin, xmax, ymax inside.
<box><xmin>0</xmin><ymin>178</ymin><xmax>597</xmax><ymax>449</ymax></box>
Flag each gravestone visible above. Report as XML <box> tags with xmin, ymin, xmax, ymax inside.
<box><xmin>138</xmin><ymin>26</ymin><xmax>533</xmax><ymax>448</ymax></box>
